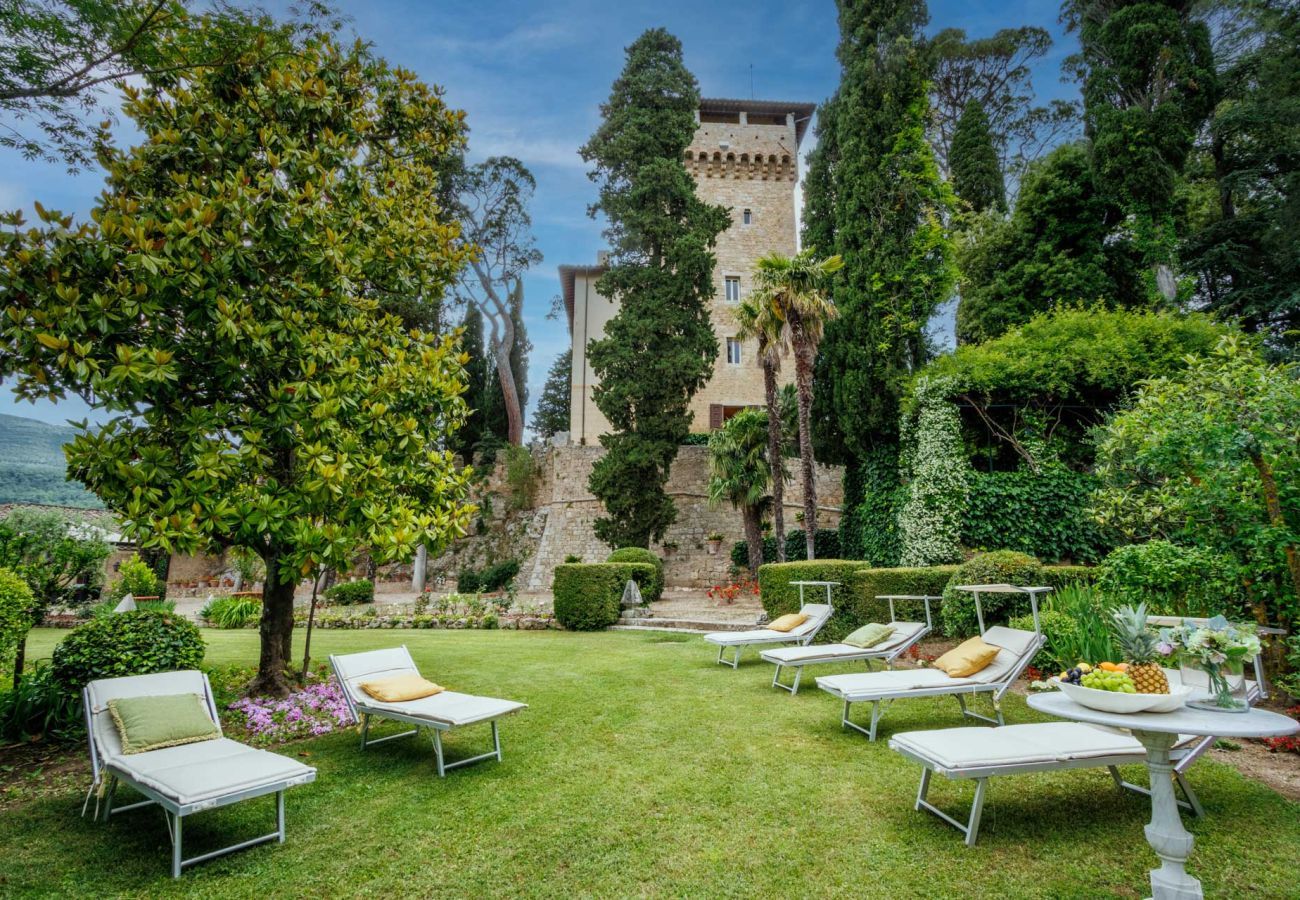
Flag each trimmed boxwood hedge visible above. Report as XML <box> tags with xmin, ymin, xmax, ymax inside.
<box><xmin>606</xmin><ymin>548</ymin><xmax>664</xmax><ymax>602</ymax></box>
<box><xmin>553</xmin><ymin>563</ymin><xmax>656</xmax><ymax>631</ymax></box>
<box><xmin>846</xmin><ymin>566</ymin><xmax>960</xmax><ymax>631</ymax></box>
<box><xmin>325</xmin><ymin>579</ymin><xmax>374</xmax><ymax>605</ymax></box>
<box><xmin>52</xmin><ymin>610</ymin><xmax>206</xmax><ymax>692</ymax></box>
<box><xmin>757</xmin><ymin>561</ymin><xmax>868</xmax><ymax>643</ymax></box>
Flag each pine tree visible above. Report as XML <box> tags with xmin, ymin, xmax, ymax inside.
<box><xmin>580</xmin><ymin>29</ymin><xmax>729</xmax><ymax>549</ymax></box>
<box><xmin>531</xmin><ymin>349</ymin><xmax>571</xmax><ymax>440</ymax></box>
<box><xmin>950</xmin><ymin>99</ymin><xmax>1005</xmax><ymax>213</ymax></box>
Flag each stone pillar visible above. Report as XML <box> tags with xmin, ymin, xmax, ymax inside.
<box><xmin>412</xmin><ymin>544</ymin><xmax>427</xmax><ymax>593</ymax></box>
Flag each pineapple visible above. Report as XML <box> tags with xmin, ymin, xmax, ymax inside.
<box><xmin>1111</xmin><ymin>603</ymin><xmax>1170</xmax><ymax>694</ymax></box>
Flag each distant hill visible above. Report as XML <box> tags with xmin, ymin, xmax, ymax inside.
<box><xmin>0</xmin><ymin>414</ymin><xmax>103</xmax><ymax>508</ymax></box>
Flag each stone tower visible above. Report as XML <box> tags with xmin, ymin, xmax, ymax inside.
<box><xmin>561</xmin><ymin>98</ymin><xmax>816</xmax><ymax>445</ymax></box>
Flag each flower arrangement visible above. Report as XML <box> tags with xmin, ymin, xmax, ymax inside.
<box><xmin>1157</xmin><ymin>615</ymin><xmax>1261</xmax><ymax>712</ymax></box>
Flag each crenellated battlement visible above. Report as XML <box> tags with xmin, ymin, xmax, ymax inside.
<box><xmin>684</xmin><ymin>149</ymin><xmax>797</xmax><ymax>181</ymax></box>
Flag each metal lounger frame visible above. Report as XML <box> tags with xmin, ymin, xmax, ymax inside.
<box><xmin>81</xmin><ymin>673</ymin><xmax>315</xmax><ymax>879</ymax></box>
<box><xmin>766</xmin><ymin>595</ymin><xmax>939</xmax><ymax>695</ymax></box>
<box><xmin>714</xmin><ymin>581</ymin><xmax>836</xmax><ymax>669</ymax></box>
<box><xmin>329</xmin><ymin>647</ymin><xmax>517</xmax><ymax>777</ymax></box>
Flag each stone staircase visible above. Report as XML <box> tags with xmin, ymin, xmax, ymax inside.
<box><xmin>609</xmin><ymin>592</ymin><xmax>764</xmax><ymax>634</ymax></box>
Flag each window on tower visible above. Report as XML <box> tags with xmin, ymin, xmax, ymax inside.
<box><xmin>742</xmin><ymin>208</ymin><xmax>752</xmax><ymax>225</ymax></box>
<box><xmin>726</xmin><ymin>338</ymin><xmax>743</xmax><ymax>366</ymax></box>
<box><xmin>724</xmin><ymin>276</ymin><xmax>741</xmax><ymax>303</ymax></box>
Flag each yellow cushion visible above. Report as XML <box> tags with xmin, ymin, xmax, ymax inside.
<box><xmin>768</xmin><ymin>613</ymin><xmax>808</xmax><ymax>633</ymax></box>
<box><xmin>359</xmin><ymin>674</ymin><xmax>444</xmax><ymax>703</ymax></box>
<box><xmin>933</xmin><ymin>636</ymin><xmax>1000</xmax><ymax>678</ymax></box>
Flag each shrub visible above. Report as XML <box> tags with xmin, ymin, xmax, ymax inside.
<box><xmin>0</xmin><ymin>567</ymin><xmax>37</xmax><ymax>674</ymax></box>
<box><xmin>0</xmin><ymin>662</ymin><xmax>83</xmax><ymax>743</ymax></box>
<box><xmin>52</xmin><ymin>610</ymin><xmax>206</xmax><ymax>692</ymax></box>
<box><xmin>325</xmin><ymin>579</ymin><xmax>375</xmax><ymax>605</ymax></box>
<box><xmin>1097</xmin><ymin>541</ymin><xmax>1242</xmax><ymax>618</ymax></box>
<box><xmin>201</xmin><ymin>594</ymin><xmax>263</xmax><ymax>629</ymax></box>
<box><xmin>728</xmin><ymin>530</ymin><xmax>842</xmax><ymax>569</ymax></box>
<box><xmin>563</xmin><ymin>554</ymin><xmax>582</xmax><ymax>564</ymax></box>
<box><xmin>846</xmin><ymin>566</ymin><xmax>959</xmax><ymax>633</ymax></box>
<box><xmin>730</xmin><ymin>536</ymin><xmax>779</xmax><ymax>569</ymax></box>
<box><xmin>940</xmin><ymin>550</ymin><xmax>1044</xmax><ymax>637</ymax></box>
<box><xmin>106</xmin><ymin>553</ymin><xmax>165</xmax><ymax>603</ymax></box>
<box><xmin>1042</xmin><ymin>565</ymin><xmax>1098</xmax><ymax>590</ymax></box>
<box><xmin>1010</xmin><ymin>583</ymin><xmax>1118</xmax><ymax>673</ymax></box>
<box><xmin>552</xmin><ymin>563</ymin><xmax>655</xmax><ymax>630</ymax></box>
<box><xmin>963</xmin><ymin>470</ymin><xmax>1113</xmax><ymax>564</ymax></box>
<box><xmin>757</xmin><ymin>561</ymin><xmax>868</xmax><ymax>642</ymax></box>
<box><xmin>607</xmin><ymin>548</ymin><xmax>664</xmax><ymax>602</ymax></box>
<box><xmin>457</xmin><ymin>559</ymin><xmax>520</xmax><ymax>594</ymax></box>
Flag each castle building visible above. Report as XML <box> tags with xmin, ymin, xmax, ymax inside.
<box><xmin>559</xmin><ymin>97</ymin><xmax>816</xmax><ymax>445</ymax></box>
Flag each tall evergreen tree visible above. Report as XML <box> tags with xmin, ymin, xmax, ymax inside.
<box><xmin>580</xmin><ymin>28</ymin><xmax>728</xmax><ymax>549</ymax></box>
<box><xmin>1067</xmin><ymin>0</ymin><xmax>1216</xmax><ymax>300</ymax></box>
<box><xmin>950</xmin><ymin>99</ymin><xmax>1005</xmax><ymax>213</ymax></box>
<box><xmin>452</xmin><ymin>304</ymin><xmax>488</xmax><ymax>458</ymax></box>
<box><xmin>805</xmin><ymin>0</ymin><xmax>955</xmax><ymax>558</ymax></box>
<box><xmin>531</xmin><ymin>349</ymin><xmax>571</xmax><ymax>440</ymax></box>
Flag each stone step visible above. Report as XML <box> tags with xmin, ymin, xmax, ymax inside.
<box><xmin>611</xmin><ymin>616</ymin><xmax>751</xmax><ymax>633</ymax></box>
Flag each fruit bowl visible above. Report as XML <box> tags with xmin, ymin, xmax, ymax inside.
<box><xmin>1053</xmin><ymin>679</ymin><xmax>1192</xmax><ymax>714</ymax></box>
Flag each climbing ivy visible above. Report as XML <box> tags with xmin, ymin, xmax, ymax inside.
<box><xmin>897</xmin><ymin>377</ymin><xmax>970</xmax><ymax>566</ymax></box>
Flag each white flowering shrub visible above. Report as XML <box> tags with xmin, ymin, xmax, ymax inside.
<box><xmin>897</xmin><ymin>376</ymin><xmax>971</xmax><ymax>566</ymax></box>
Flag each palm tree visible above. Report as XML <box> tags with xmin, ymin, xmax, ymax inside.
<box><xmin>751</xmin><ymin>249</ymin><xmax>843</xmax><ymax>560</ymax></box>
<box><xmin>706</xmin><ymin>408</ymin><xmax>774</xmax><ymax>574</ymax></box>
<box><xmin>734</xmin><ymin>297</ymin><xmax>789</xmax><ymax>562</ymax></box>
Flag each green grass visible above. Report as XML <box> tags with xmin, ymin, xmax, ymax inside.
<box><xmin>6</xmin><ymin>627</ymin><xmax>1300</xmax><ymax>898</ymax></box>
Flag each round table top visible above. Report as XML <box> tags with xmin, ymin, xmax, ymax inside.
<box><xmin>1028</xmin><ymin>691</ymin><xmax>1300</xmax><ymax>738</ymax></box>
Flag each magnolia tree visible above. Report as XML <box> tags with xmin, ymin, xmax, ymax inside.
<box><xmin>0</xmin><ymin>35</ymin><xmax>475</xmax><ymax>694</ymax></box>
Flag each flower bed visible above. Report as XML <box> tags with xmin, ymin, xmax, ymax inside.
<box><xmin>212</xmin><ymin>666</ymin><xmax>353</xmax><ymax>746</ymax></box>
<box><xmin>706</xmin><ymin>577</ymin><xmax>760</xmax><ymax>605</ymax></box>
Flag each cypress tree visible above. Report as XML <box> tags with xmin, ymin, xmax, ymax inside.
<box><xmin>580</xmin><ymin>29</ymin><xmax>729</xmax><ymax>549</ymax></box>
<box><xmin>950</xmin><ymin>98</ymin><xmax>1005</xmax><ymax>213</ymax></box>
<box><xmin>452</xmin><ymin>304</ymin><xmax>487</xmax><ymax>458</ymax></box>
<box><xmin>531</xmin><ymin>349</ymin><xmax>572</xmax><ymax>440</ymax></box>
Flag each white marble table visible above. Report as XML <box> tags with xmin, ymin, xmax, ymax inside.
<box><xmin>1029</xmin><ymin>692</ymin><xmax>1299</xmax><ymax>900</ymax></box>
<box><xmin>788</xmin><ymin>580</ymin><xmax>838</xmax><ymax>607</ymax></box>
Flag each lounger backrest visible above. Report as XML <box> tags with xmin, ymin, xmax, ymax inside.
<box><xmin>329</xmin><ymin>646</ymin><xmax>420</xmax><ymax>717</ymax></box>
<box><xmin>970</xmin><ymin>626</ymin><xmax>1042</xmax><ymax>685</ymax></box>
<box><xmin>788</xmin><ymin>603</ymin><xmax>833</xmax><ymax>637</ymax></box>
<box><xmin>84</xmin><ymin>670</ymin><xmax>218</xmax><ymax>769</ymax></box>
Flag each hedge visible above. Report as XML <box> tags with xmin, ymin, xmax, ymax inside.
<box><xmin>52</xmin><ymin>610</ymin><xmax>206</xmax><ymax>692</ymax></box>
<box><xmin>325</xmin><ymin>579</ymin><xmax>374</xmax><ymax>605</ymax></box>
<box><xmin>553</xmin><ymin>563</ymin><xmax>655</xmax><ymax>631</ymax></box>
<box><xmin>963</xmin><ymin>470</ymin><xmax>1112</xmax><ymax>564</ymax></box>
<box><xmin>1042</xmin><ymin>565</ymin><xmax>1098</xmax><ymax>591</ymax></box>
<box><xmin>606</xmin><ymin>548</ymin><xmax>664</xmax><ymax>601</ymax></box>
<box><xmin>941</xmin><ymin>551</ymin><xmax>1044</xmax><ymax>637</ymax></box>
<box><xmin>730</xmin><ymin>529</ymin><xmax>842</xmax><ymax>570</ymax></box>
<box><xmin>846</xmin><ymin>566</ymin><xmax>960</xmax><ymax>631</ymax></box>
<box><xmin>757</xmin><ymin>561</ymin><xmax>869</xmax><ymax>643</ymax></box>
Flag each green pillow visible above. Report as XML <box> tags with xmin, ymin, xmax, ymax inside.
<box><xmin>843</xmin><ymin>623</ymin><xmax>895</xmax><ymax>649</ymax></box>
<box><xmin>108</xmin><ymin>693</ymin><xmax>220</xmax><ymax>755</ymax></box>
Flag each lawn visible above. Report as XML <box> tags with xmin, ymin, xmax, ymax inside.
<box><xmin>6</xmin><ymin>627</ymin><xmax>1300</xmax><ymax>898</ymax></box>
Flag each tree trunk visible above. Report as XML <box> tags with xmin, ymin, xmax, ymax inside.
<box><xmin>12</xmin><ymin>636</ymin><xmax>26</xmax><ymax>688</ymax></box>
<box><xmin>743</xmin><ymin>504</ymin><xmax>764</xmax><ymax>575</ymax></box>
<box><xmin>792</xmin><ymin>328</ymin><xmax>818</xmax><ymax>561</ymax></box>
<box><xmin>763</xmin><ymin>357</ymin><xmax>786</xmax><ymax>563</ymax></box>
<box><xmin>299</xmin><ymin>571</ymin><xmax>321</xmax><ymax>687</ymax></box>
<box><xmin>251</xmin><ymin>548</ymin><xmax>296</xmax><ymax>697</ymax></box>
<box><xmin>1251</xmin><ymin>451</ymin><xmax>1300</xmax><ymax>619</ymax></box>
<box><xmin>492</xmin><ymin>339</ymin><xmax>524</xmax><ymax>445</ymax></box>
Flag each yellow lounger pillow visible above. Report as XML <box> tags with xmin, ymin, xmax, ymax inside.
<box><xmin>933</xmin><ymin>636</ymin><xmax>1000</xmax><ymax>678</ymax></box>
<box><xmin>359</xmin><ymin>674</ymin><xmax>444</xmax><ymax>702</ymax></box>
<box><xmin>768</xmin><ymin>613</ymin><xmax>808</xmax><ymax>633</ymax></box>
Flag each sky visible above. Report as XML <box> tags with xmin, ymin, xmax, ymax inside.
<box><xmin>0</xmin><ymin>0</ymin><xmax>1081</xmax><ymax>431</ymax></box>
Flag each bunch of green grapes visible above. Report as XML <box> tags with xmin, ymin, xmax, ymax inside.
<box><xmin>1081</xmin><ymin>670</ymin><xmax>1136</xmax><ymax>693</ymax></box>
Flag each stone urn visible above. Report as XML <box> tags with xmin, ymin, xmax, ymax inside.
<box><xmin>705</xmin><ymin>536</ymin><xmax>723</xmax><ymax>555</ymax></box>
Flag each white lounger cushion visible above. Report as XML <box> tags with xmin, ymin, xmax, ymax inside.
<box><xmin>355</xmin><ymin>690</ymin><xmax>525</xmax><ymax>727</ymax></box>
<box><xmin>762</xmin><ymin>622</ymin><xmax>926</xmax><ymax>663</ymax></box>
<box><xmin>891</xmin><ymin>723</ymin><xmax>1200</xmax><ymax>773</ymax></box>
<box><xmin>818</xmin><ymin>667</ymin><xmax>978</xmax><ymax>697</ymax></box>
<box><xmin>106</xmin><ymin>738</ymin><xmax>315</xmax><ymax>808</ymax></box>
<box><xmin>969</xmin><ymin>627</ymin><xmax>1040</xmax><ymax>685</ymax></box>
<box><xmin>703</xmin><ymin>603</ymin><xmax>832</xmax><ymax>645</ymax></box>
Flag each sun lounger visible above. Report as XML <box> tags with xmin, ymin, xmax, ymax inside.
<box><xmin>815</xmin><ymin>585</ymin><xmax>1050</xmax><ymax>740</ymax></box>
<box><xmin>330</xmin><ymin>645</ymin><xmax>527</xmax><ymax>776</ymax></box>
<box><xmin>82</xmin><ymin>670</ymin><xmax>316</xmax><ymax>878</ymax></box>
<box><xmin>702</xmin><ymin>602</ymin><xmax>833</xmax><ymax>668</ymax></box>
<box><xmin>759</xmin><ymin>595</ymin><xmax>940</xmax><ymax>694</ymax></box>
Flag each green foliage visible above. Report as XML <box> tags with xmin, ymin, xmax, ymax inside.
<box><xmin>1094</xmin><ymin>335</ymin><xmax>1300</xmax><ymax>626</ymax></box>
<box><xmin>1181</xmin><ymin>0</ymin><xmax>1300</xmax><ymax>350</ymax></box>
<box><xmin>106</xmin><ymin>553</ymin><xmax>163</xmax><ymax>603</ymax></box>
<box><xmin>756</xmin><ymin>560</ymin><xmax>867</xmax><ymax>642</ymax></box>
<box><xmin>1097</xmin><ymin>541</ymin><xmax>1242</xmax><ymax>618</ymax></box>
<box><xmin>451</xmin><ymin>304</ymin><xmax>489</xmax><ymax>459</ymax></box>
<box><xmin>0</xmin><ymin>414</ymin><xmax>102</xmax><ymax>507</ymax></box>
<box><xmin>807</xmin><ymin>1</ymin><xmax>955</xmax><ymax>459</ymax></box>
<box><xmin>941</xmin><ymin>550</ymin><xmax>1044</xmax><ymax>637</ymax></box>
<box><xmin>502</xmin><ymin>445</ymin><xmax>538</xmax><ymax>510</ymax></box>
<box><xmin>963</xmin><ymin>469</ymin><xmax>1112</xmax><ymax>563</ymax></box>
<box><xmin>0</xmin><ymin>662</ymin><xmax>83</xmax><ymax>743</ymax></box>
<box><xmin>898</xmin><ymin>377</ymin><xmax>971</xmax><ymax>566</ymax></box>
<box><xmin>1041</xmin><ymin>565</ymin><xmax>1100</xmax><ymax>591</ymax></box>
<box><xmin>0</xmin><ymin>507</ymin><xmax>111</xmax><ymax>616</ymax></box>
<box><xmin>0</xmin><ymin>568</ymin><xmax>38</xmax><ymax>676</ymax></box>
<box><xmin>324</xmin><ymin>580</ymin><xmax>375</xmax><ymax>606</ymax></box>
<box><xmin>606</xmin><ymin>548</ymin><xmax>663</xmax><ymax>603</ymax></box>
<box><xmin>0</xmin><ymin>34</ymin><xmax>476</xmax><ymax>691</ymax></box>
<box><xmin>552</xmin><ymin>563</ymin><xmax>655</xmax><ymax>630</ymax></box>
<box><xmin>531</xmin><ymin>350</ymin><xmax>572</xmax><ymax>440</ymax></box>
<box><xmin>950</xmin><ymin>99</ymin><xmax>1006</xmax><ymax>213</ymax></box>
<box><xmin>729</xmin><ymin>529</ymin><xmax>842</xmax><ymax>570</ymax></box>
<box><xmin>457</xmin><ymin>560</ymin><xmax>520</xmax><ymax>594</ymax></box>
<box><xmin>955</xmin><ymin>144</ymin><xmax>1147</xmax><ymax>345</ymax></box>
<box><xmin>840</xmin><ymin>448</ymin><xmax>906</xmax><ymax>566</ymax></box>
<box><xmin>845</xmin><ymin>566</ymin><xmax>960</xmax><ymax>634</ymax></box>
<box><xmin>1069</xmin><ymin>0</ymin><xmax>1215</xmax><ymax>282</ymax></box>
<box><xmin>52</xmin><ymin>609</ymin><xmax>205</xmax><ymax>692</ymax></box>
<box><xmin>1010</xmin><ymin>583</ymin><xmax>1117</xmax><ymax>672</ymax></box>
<box><xmin>201</xmin><ymin>594</ymin><xmax>262</xmax><ymax>629</ymax></box>
<box><xmin>581</xmin><ymin>29</ymin><xmax>729</xmax><ymax>548</ymax></box>
<box><xmin>707</xmin><ymin>409</ymin><xmax>773</xmax><ymax>572</ymax></box>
